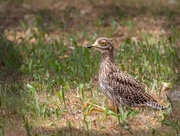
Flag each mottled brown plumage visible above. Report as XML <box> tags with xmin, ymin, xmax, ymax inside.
<box><xmin>87</xmin><ymin>37</ymin><xmax>166</xmax><ymax>110</ymax></box>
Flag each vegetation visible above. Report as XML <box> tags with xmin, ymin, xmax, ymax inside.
<box><xmin>0</xmin><ymin>0</ymin><xmax>180</xmax><ymax>135</ymax></box>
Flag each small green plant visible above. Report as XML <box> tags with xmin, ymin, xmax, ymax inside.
<box><xmin>0</xmin><ymin>125</ymin><xmax>4</xmax><ymax>136</ymax></box>
<box><xmin>117</xmin><ymin>107</ymin><xmax>139</xmax><ymax>134</ymax></box>
<box><xmin>23</xmin><ymin>116</ymin><xmax>31</xmax><ymax>136</ymax></box>
<box><xmin>84</xmin><ymin>118</ymin><xmax>92</xmax><ymax>131</ymax></box>
<box><xmin>161</xmin><ymin>114</ymin><xmax>180</xmax><ymax>136</ymax></box>
<box><xmin>55</xmin><ymin>107</ymin><xmax>63</xmax><ymax>119</ymax></box>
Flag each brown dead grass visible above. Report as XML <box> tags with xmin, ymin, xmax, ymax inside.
<box><xmin>24</xmin><ymin>88</ymin><xmax>173</xmax><ymax>136</ymax></box>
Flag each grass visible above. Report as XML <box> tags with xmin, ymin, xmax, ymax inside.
<box><xmin>0</xmin><ymin>0</ymin><xmax>180</xmax><ymax>135</ymax></box>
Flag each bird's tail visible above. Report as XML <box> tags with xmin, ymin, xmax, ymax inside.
<box><xmin>146</xmin><ymin>101</ymin><xmax>166</xmax><ymax>110</ymax></box>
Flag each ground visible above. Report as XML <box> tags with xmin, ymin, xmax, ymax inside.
<box><xmin>0</xmin><ymin>0</ymin><xmax>180</xmax><ymax>136</ymax></box>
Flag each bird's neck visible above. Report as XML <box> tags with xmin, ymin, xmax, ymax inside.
<box><xmin>101</xmin><ymin>50</ymin><xmax>114</xmax><ymax>63</ymax></box>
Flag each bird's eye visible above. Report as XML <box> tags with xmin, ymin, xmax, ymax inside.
<box><xmin>100</xmin><ymin>42</ymin><xmax>106</xmax><ymax>46</ymax></box>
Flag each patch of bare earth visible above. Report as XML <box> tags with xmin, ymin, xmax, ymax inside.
<box><xmin>1</xmin><ymin>0</ymin><xmax>180</xmax><ymax>44</ymax></box>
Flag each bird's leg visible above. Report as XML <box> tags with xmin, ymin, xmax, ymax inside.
<box><xmin>108</xmin><ymin>101</ymin><xmax>119</xmax><ymax>113</ymax></box>
<box><xmin>112</xmin><ymin>105</ymin><xmax>119</xmax><ymax>113</ymax></box>
<box><xmin>104</xmin><ymin>98</ymin><xmax>119</xmax><ymax>113</ymax></box>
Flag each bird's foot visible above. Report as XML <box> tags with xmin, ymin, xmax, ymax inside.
<box><xmin>83</xmin><ymin>100</ymin><xmax>106</xmax><ymax>114</ymax></box>
<box><xmin>83</xmin><ymin>100</ymin><xmax>119</xmax><ymax>114</ymax></box>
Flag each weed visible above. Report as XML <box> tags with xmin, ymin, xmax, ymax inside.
<box><xmin>23</xmin><ymin>116</ymin><xmax>31</xmax><ymax>136</ymax></box>
<box><xmin>0</xmin><ymin>125</ymin><xmax>4</xmax><ymax>136</ymax></box>
<box><xmin>161</xmin><ymin>114</ymin><xmax>180</xmax><ymax>136</ymax></box>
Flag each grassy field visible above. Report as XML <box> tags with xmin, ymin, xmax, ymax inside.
<box><xmin>0</xmin><ymin>0</ymin><xmax>180</xmax><ymax>135</ymax></box>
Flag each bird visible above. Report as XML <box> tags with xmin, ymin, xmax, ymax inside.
<box><xmin>86</xmin><ymin>37</ymin><xmax>166</xmax><ymax>112</ymax></box>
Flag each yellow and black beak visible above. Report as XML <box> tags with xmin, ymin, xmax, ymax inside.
<box><xmin>87</xmin><ymin>44</ymin><xmax>92</xmax><ymax>48</ymax></box>
<box><xmin>87</xmin><ymin>44</ymin><xmax>93</xmax><ymax>48</ymax></box>
<box><xmin>87</xmin><ymin>44</ymin><xmax>96</xmax><ymax>48</ymax></box>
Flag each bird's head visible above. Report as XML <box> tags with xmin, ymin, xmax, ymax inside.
<box><xmin>87</xmin><ymin>37</ymin><xmax>114</xmax><ymax>53</ymax></box>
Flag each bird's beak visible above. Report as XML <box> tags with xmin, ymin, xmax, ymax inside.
<box><xmin>87</xmin><ymin>44</ymin><xmax>96</xmax><ymax>48</ymax></box>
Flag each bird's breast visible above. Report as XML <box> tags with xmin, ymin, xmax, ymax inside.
<box><xmin>99</xmin><ymin>62</ymin><xmax>110</xmax><ymax>79</ymax></box>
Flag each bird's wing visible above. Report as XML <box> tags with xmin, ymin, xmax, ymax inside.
<box><xmin>106</xmin><ymin>71</ymin><xmax>155</xmax><ymax>107</ymax></box>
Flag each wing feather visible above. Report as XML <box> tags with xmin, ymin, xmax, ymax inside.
<box><xmin>106</xmin><ymin>71</ymin><xmax>156</xmax><ymax>107</ymax></box>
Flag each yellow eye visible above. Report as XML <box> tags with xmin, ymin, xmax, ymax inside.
<box><xmin>100</xmin><ymin>42</ymin><xmax>106</xmax><ymax>46</ymax></box>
